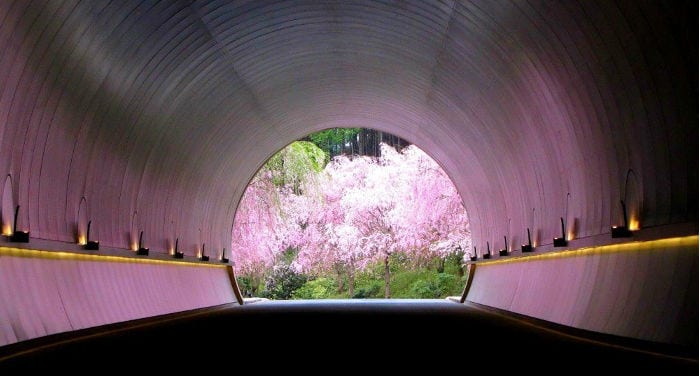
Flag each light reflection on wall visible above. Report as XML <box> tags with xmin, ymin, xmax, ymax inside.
<box><xmin>628</xmin><ymin>217</ymin><xmax>640</xmax><ymax>231</ymax></box>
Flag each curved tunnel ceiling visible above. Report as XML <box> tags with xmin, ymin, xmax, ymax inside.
<box><xmin>0</xmin><ymin>1</ymin><xmax>696</xmax><ymax>257</ymax></box>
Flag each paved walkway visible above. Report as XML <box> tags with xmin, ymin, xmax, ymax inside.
<box><xmin>0</xmin><ymin>299</ymin><xmax>696</xmax><ymax>373</ymax></box>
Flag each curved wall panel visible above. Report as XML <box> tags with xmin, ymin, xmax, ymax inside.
<box><xmin>466</xmin><ymin>235</ymin><xmax>698</xmax><ymax>346</ymax></box>
<box><xmin>0</xmin><ymin>248</ymin><xmax>236</xmax><ymax>346</ymax></box>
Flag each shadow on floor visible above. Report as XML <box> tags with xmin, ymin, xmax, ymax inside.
<box><xmin>0</xmin><ymin>299</ymin><xmax>696</xmax><ymax>373</ymax></box>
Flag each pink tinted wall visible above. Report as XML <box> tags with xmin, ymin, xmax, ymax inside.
<box><xmin>0</xmin><ymin>253</ymin><xmax>236</xmax><ymax>346</ymax></box>
<box><xmin>466</xmin><ymin>237</ymin><xmax>698</xmax><ymax>346</ymax></box>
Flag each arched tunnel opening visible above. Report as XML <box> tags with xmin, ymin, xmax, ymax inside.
<box><xmin>0</xmin><ymin>0</ymin><xmax>696</xmax><ymax>372</ymax></box>
<box><xmin>232</xmin><ymin>128</ymin><xmax>472</xmax><ymax>300</ymax></box>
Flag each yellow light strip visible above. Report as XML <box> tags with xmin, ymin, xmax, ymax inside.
<box><xmin>476</xmin><ymin>235</ymin><xmax>698</xmax><ymax>267</ymax></box>
<box><xmin>0</xmin><ymin>246</ymin><xmax>227</xmax><ymax>269</ymax></box>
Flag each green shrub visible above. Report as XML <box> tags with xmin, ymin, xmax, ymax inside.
<box><xmin>408</xmin><ymin>273</ymin><xmax>461</xmax><ymax>298</ymax></box>
<box><xmin>352</xmin><ymin>280</ymin><xmax>382</xmax><ymax>299</ymax></box>
<box><xmin>261</xmin><ymin>265</ymin><xmax>307</xmax><ymax>300</ymax></box>
<box><xmin>292</xmin><ymin>277</ymin><xmax>337</xmax><ymax>299</ymax></box>
<box><xmin>435</xmin><ymin>272</ymin><xmax>460</xmax><ymax>296</ymax></box>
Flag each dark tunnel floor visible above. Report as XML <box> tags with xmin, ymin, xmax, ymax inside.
<box><xmin>0</xmin><ymin>299</ymin><xmax>696</xmax><ymax>374</ymax></box>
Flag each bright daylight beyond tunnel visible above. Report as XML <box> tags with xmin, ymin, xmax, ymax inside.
<box><xmin>232</xmin><ymin>129</ymin><xmax>471</xmax><ymax>300</ymax></box>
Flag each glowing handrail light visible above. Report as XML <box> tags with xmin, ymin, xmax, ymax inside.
<box><xmin>553</xmin><ymin>217</ymin><xmax>567</xmax><ymax>247</ymax></box>
<box><xmin>9</xmin><ymin>205</ymin><xmax>29</xmax><ymax>243</ymax></box>
<box><xmin>611</xmin><ymin>200</ymin><xmax>633</xmax><ymax>238</ymax></box>
<box><xmin>521</xmin><ymin>228</ymin><xmax>533</xmax><ymax>252</ymax></box>
<box><xmin>136</xmin><ymin>231</ymin><xmax>149</xmax><ymax>256</ymax></box>
<box><xmin>499</xmin><ymin>236</ymin><xmax>509</xmax><ymax>256</ymax></box>
<box><xmin>84</xmin><ymin>220</ymin><xmax>99</xmax><ymax>250</ymax></box>
<box><xmin>173</xmin><ymin>237</ymin><xmax>184</xmax><ymax>259</ymax></box>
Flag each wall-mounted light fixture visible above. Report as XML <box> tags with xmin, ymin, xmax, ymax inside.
<box><xmin>9</xmin><ymin>205</ymin><xmax>29</xmax><ymax>243</ymax></box>
<box><xmin>136</xmin><ymin>231</ymin><xmax>149</xmax><ymax>255</ymax></box>
<box><xmin>199</xmin><ymin>243</ymin><xmax>209</xmax><ymax>261</ymax></box>
<box><xmin>483</xmin><ymin>242</ymin><xmax>491</xmax><ymax>259</ymax></box>
<box><xmin>470</xmin><ymin>246</ymin><xmax>478</xmax><ymax>261</ymax></box>
<box><xmin>173</xmin><ymin>237</ymin><xmax>184</xmax><ymax>258</ymax></box>
<box><xmin>521</xmin><ymin>228</ymin><xmax>533</xmax><ymax>252</ymax></box>
<box><xmin>84</xmin><ymin>220</ymin><xmax>99</xmax><ymax>250</ymax></box>
<box><xmin>220</xmin><ymin>247</ymin><xmax>229</xmax><ymax>263</ymax></box>
<box><xmin>611</xmin><ymin>200</ymin><xmax>632</xmax><ymax>238</ymax></box>
<box><xmin>553</xmin><ymin>217</ymin><xmax>567</xmax><ymax>247</ymax></box>
<box><xmin>499</xmin><ymin>236</ymin><xmax>508</xmax><ymax>256</ymax></box>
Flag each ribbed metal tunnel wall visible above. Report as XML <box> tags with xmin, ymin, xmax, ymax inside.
<box><xmin>0</xmin><ymin>1</ymin><xmax>695</xmax><ymax>257</ymax></box>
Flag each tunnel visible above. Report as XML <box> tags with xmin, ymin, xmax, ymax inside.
<box><xmin>0</xmin><ymin>0</ymin><xmax>697</xmax><ymax>372</ymax></box>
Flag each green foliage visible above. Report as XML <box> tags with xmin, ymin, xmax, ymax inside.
<box><xmin>308</xmin><ymin>128</ymin><xmax>360</xmax><ymax>157</ymax></box>
<box><xmin>278</xmin><ymin>247</ymin><xmax>299</xmax><ymax>266</ymax></box>
<box><xmin>236</xmin><ymin>276</ymin><xmax>254</xmax><ymax>297</ymax></box>
<box><xmin>352</xmin><ymin>280</ymin><xmax>383</xmax><ymax>299</ymax></box>
<box><xmin>292</xmin><ymin>277</ymin><xmax>337</xmax><ymax>299</ymax></box>
<box><xmin>263</xmin><ymin>141</ymin><xmax>327</xmax><ymax>193</ymax></box>
<box><xmin>408</xmin><ymin>273</ymin><xmax>460</xmax><ymax>298</ymax></box>
<box><xmin>347</xmin><ymin>255</ymin><xmax>465</xmax><ymax>299</ymax></box>
<box><xmin>255</xmin><ymin>255</ymin><xmax>465</xmax><ymax>300</ymax></box>
<box><xmin>262</xmin><ymin>265</ymin><xmax>308</xmax><ymax>300</ymax></box>
<box><xmin>408</xmin><ymin>279</ymin><xmax>438</xmax><ymax>298</ymax></box>
<box><xmin>289</xmin><ymin>141</ymin><xmax>328</xmax><ymax>172</ymax></box>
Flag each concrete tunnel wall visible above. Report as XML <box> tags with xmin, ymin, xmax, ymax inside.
<box><xmin>0</xmin><ymin>1</ymin><xmax>696</xmax><ymax>346</ymax></box>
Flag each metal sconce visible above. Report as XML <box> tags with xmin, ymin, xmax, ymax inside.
<box><xmin>483</xmin><ymin>242</ymin><xmax>491</xmax><ymax>259</ymax></box>
<box><xmin>553</xmin><ymin>217</ymin><xmax>567</xmax><ymax>247</ymax></box>
<box><xmin>521</xmin><ymin>228</ymin><xmax>533</xmax><ymax>253</ymax></box>
<box><xmin>136</xmin><ymin>231</ymin><xmax>149</xmax><ymax>255</ymax></box>
<box><xmin>220</xmin><ymin>247</ymin><xmax>229</xmax><ymax>263</ymax></box>
<box><xmin>84</xmin><ymin>220</ymin><xmax>99</xmax><ymax>250</ymax></box>
<box><xmin>499</xmin><ymin>236</ymin><xmax>508</xmax><ymax>256</ymax></box>
<box><xmin>611</xmin><ymin>200</ymin><xmax>632</xmax><ymax>238</ymax></box>
<box><xmin>9</xmin><ymin>205</ymin><xmax>29</xmax><ymax>243</ymax></box>
<box><xmin>199</xmin><ymin>243</ymin><xmax>209</xmax><ymax>261</ymax></box>
<box><xmin>173</xmin><ymin>237</ymin><xmax>184</xmax><ymax>259</ymax></box>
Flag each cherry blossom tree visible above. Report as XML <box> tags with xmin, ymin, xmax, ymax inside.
<box><xmin>390</xmin><ymin>145</ymin><xmax>471</xmax><ymax>266</ymax></box>
<box><xmin>232</xmin><ymin>141</ymin><xmax>326</xmax><ymax>294</ymax></box>
<box><xmin>231</xmin><ymin>172</ymin><xmax>282</xmax><ymax>295</ymax></box>
<box><xmin>294</xmin><ymin>155</ymin><xmax>377</xmax><ymax>296</ymax></box>
<box><xmin>232</xmin><ymin>140</ymin><xmax>471</xmax><ymax>298</ymax></box>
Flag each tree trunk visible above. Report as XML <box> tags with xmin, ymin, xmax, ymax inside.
<box><xmin>336</xmin><ymin>266</ymin><xmax>345</xmax><ymax>293</ymax></box>
<box><xmin>348</xmin><ymin>258</ymin><xmax>356</xmax><ymax>297</ymax></box>
<box><xmin>251</xmin><ymin>275</ymin><xmax>261</xmax><ymax>296</ymax></box>
<box><xmin>348</xmin><ymin>269</ymin><xmax>355</xmax><ymax>297</ymax></box>
<box><xmin>384</xmin><ymin>253</ymin><xmax>391</xmax><ymax>298</ymax></box>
